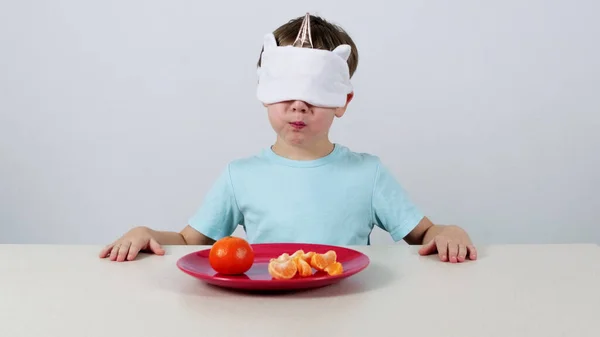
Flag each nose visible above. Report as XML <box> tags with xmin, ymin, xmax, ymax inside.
<box><xmin>290</xmin><ymin>100</ymin><xmax>309</xmax><ymax>113</ymax></box>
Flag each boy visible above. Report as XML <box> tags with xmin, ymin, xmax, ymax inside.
<box><xmin>100</xmin><ymin>14</ymin><xmax>477</xmax><ymax>264</ymax></box>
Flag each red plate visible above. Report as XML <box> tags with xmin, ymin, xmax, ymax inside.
<box><xmin>176</xmin><ymin>243</ymin><xmax>370</xmax><ymax>291</ymax></box>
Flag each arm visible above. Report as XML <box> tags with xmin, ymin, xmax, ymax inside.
<box><xmin>99</xmin><ymin>225</ymin><xmax>216</xmax><ymax>262</ymax></box>
<box><xmin>148</xmin><ymin>225</ymin><xmax>216</xmax><ymax>245</ymax></box>
<box><xmin>404</xmin><ymin>217</ymin><xmax>477</xmax><ymax>262</ymax></box>
<box><xmin>402</xmin><ymin>216</ymin><xmax>437</xmax><ymax>245</ymax></box>
<box><xmin>370</xmin><ymin>160</ymin><xmax>476</xmax><ymax>263</ymax></box>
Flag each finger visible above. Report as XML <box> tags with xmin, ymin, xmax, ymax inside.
<box><xmin>467</xmin><ymin>245</ymin><xmax>478</xmax><ymax>260</ymax></box>
<box><xmin>448</xmin><ymin>241</ymin><xmax>459</xmax><ymax>263</ymax></box>
<box><xmin>116</xmin><ymin>242</ymin><xmax>131</xmax><ymax>262</ymax></box>
<box><xmin>435</xmin><ymin>237</ymin><xmax>448</xmax><ymax>262</ymax></box>
<box><xmin>458</xmin><ymin>244</ymin><xmax>467</xmax><ymax>262</ymax></box>
<box><xmin>109</xmin><ymin>244</ymin><xmax>120</xmax><ymax>261</ymax></box>
<box><xmin>127</xmin><ymin>244</ymin><xmax>141</xmax><ymax>261</ymax></box>
<box><xmin>149</xmin><ymin>238</ymin><xmax>165</xmax><ymax>255</ymax></box>
<box><xmin>418</xmin><ymin>239</ymin><xmax>437</xmax><ymax>256</ymax></box>
<box><xmin>99</xmin><ymin>244</ymin><xmax>114</xmax><ymax>258</ymax></box>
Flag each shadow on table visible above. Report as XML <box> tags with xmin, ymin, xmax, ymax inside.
<box><xmin>175</xmin><ymin>262</ymin><xmax>395</xmax><ymax>298</ymax></box>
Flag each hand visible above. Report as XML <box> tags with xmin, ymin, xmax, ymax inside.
<box><xmin>418</xmin><ymin>225</ymin><xmax>477</xmax><ymax>263</ymax></box>
<box><xmin>99</xmin><ymin>226</ymin><xmax>165</xmax><ymax>262</ymax></box>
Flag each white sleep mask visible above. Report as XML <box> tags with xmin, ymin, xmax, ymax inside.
<box><xmin>256</xmin><ymin>15</ymin><xmax>353</xmax><ymax>108</ymax></box>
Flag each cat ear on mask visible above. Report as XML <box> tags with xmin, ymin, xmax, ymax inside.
<box><xmin>258</xmin><ymin>33</ymin><xmax>277</xmax><ymax>80</ymax></box>
<box><xmin>332</xmin><ymin>44</ymin><xmax>352</xmax><ymax>61</ymax></box>
<box><xmin>263</xmin><ymin>33</ymin><xmax>278</xmax><ymax>50</ymax></box>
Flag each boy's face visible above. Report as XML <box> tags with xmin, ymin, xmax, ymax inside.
<box><xmin>266</xmin><ymin>94</ymin><xmax>352</xmax><ymax>146</ymax></box>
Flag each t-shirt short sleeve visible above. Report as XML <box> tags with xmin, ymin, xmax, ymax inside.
<box><xmin>188</xmin><ymin>164</ymin><xmax>244</xmax><ymax>240</ymax></box>
<box><xmin>371</xmin><ymin>161</ymin><xmax>425</xmax><ymax>241</ymax></box>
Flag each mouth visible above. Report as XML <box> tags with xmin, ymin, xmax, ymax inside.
<box><xmin>289</xmin><ymin>121</ymin><xmax>306</xmax><ymax>129</ymax></box>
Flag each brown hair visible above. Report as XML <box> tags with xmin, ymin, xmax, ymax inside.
<box><xmin>257</xmin><ymin>15</ymin><xmax>359</xmax><ymax>78</ymax></box>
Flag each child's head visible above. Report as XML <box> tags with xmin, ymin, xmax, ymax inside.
<box><xmin>256</xmin><ymin>14</ymin><xmax>359</xmax><ymax>148</ymax></box>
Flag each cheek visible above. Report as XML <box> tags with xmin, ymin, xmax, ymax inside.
<box><xmin>309</xmin><ymin>113</ymin><xmax>335</xmax><ymax>132</ymax></box>
<box><xmin>268</xmin><ymin>109</ymin><xmax>287</xmax><ymax>128</ymax></box>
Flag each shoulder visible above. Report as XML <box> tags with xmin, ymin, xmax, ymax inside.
<box><xmin>227</xmin><ymin>151</ymin><xmax>270</xmax><ymax>170</ymax></box>
<box><xmin>335</xmin><ymin>145</ymin><xmax>408</xmax><ymax>186</ymax></box>
<box><xmin>334</xmin><ymin>144</ymin><xmax>383</xmax><ymax>169</ymax></box>
<box><xmin>221</xmin><ymin>150</ymin><xmax>274</xmax><ymax>182</ymax></box>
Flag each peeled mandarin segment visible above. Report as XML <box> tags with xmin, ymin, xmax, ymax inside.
<box><xmin>303</xmin><ymin>251</ymin><xmax>315</xmax><ymax>262</ymax></box>
<box><xmin>310</xmin><ymin>253</ymin><xmax>330</xmax><ymax>271</ymax></box>
<box><xmin>268</xmin><ymin>257</ymin><xmax>297</xmax><ymax>280</ymax></box>
<box><xmin>323</xmin><ymin>250</ymin><xmax>337</xmax><ymax>264</ymax></box>
<box><xmin>309</xmin><ymin>250</ymin><xmax>338</xmax><ymax>271</ymax></box>
<box><xmin>324</xmin><ymin>262</ymin><xmax>343</xmax><ymax>276</ymax></box>
<box><xmin>290</xmin><ymin>250</ymin><xmax>305</xmax><ymax>262</ymax></box>
<box><xmin>293</xmin><ymin>256</ymin><xmax>313</xmax><ymax>277</ymax></box>
<box><xmin>274</xmin><ymin>253</ymin><xmax>291</xmax><ymax>262</ymax></box>
<box><xmin>291</xmin><ymin>250</ymin><xmax>315</xmax><ymax>264</ymax></box>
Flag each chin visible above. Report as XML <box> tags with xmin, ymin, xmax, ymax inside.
<box><xmin>287</xmin><ymin>138</ymin><xmax>306</xmax><ymax>145</ymax></box>
<box><xmin>284</xmin><ymin>134</ymin><xmax>309</xmax><ymax>145</ymax></box>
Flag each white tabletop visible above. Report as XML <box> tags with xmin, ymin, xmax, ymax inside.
<box><xmin>1</xmin><ymin>244</ymin><xmax>599</xmax><ymax>337</ymax></box>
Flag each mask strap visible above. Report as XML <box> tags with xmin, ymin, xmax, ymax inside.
<box><xmin>292</xmin><ymin>13</ymin><xmax>313</xmax><ymax>48</ymax></box>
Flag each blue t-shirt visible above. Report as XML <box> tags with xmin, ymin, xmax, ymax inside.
<box><xmin>188</xmin><ymin>144</ymin><xmax>424</xmax><ymax>245</ymax></box>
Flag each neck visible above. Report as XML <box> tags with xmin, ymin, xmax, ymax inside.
<box><xmin>271</xmin><ymin>138</ymin><xmax>335</xmax><ymax>160</ymax></box>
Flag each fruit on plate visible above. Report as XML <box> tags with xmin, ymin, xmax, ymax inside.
<box><xmin>293</xmin><ymin>255</ymin><xmax>313</xmax><ymax>277</ymax></box>
<box><xmin>310</xmin><ymin>250</ymin><xmax>337</xmax><ymax>271</ymax></box>
<box><xmin>291</xmin><ymin>249</ymin><xmax>315</xmax><ymax>263</ymax></box>
<box><xmin>209</xmin><ymin>237</ymin><xmax>254</xmax><ymax>275</ymax></box>
<box><xmin>324</xmin><ymin>262</ymin><xmax>343</xmax><ymax>276</ymax></box>
<box><xmin>267</xmin><ymin>253</ymin><xmax>298</xmax><ymax>280</ymax></box>
<box><xmin>268</xmin><ymin>249</ymin><xmax>343</xmax><ymax>280</ymax></box>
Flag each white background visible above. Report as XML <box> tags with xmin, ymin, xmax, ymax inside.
<box><xmin>1</xmin><ymin>1</ymin><xmax>598</xmax><ymax>245</ymax></box>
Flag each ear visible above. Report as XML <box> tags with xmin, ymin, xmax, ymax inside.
<box><xmin>346</xmin><ymin>92</ymin><xmax>354</xmax><ymax>104</ymax></box>
<box><xmin>334</xmin><ymin>92</ymin><xmax>354</xmax><ymax>118</ymax></box>
<box><xmin>263</xmin><ymin>33</ymin><xmax>278</xmax><ymax>50</ymax></box>
<box><xmin>332</xmin><ymin>44</ymin><xmax>351</xmax><ymax>61</ymax></box>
